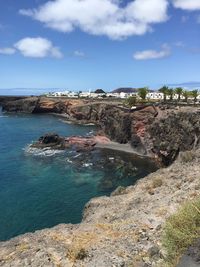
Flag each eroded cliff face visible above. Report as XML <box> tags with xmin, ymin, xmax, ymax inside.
<box><xmin>1</xmin><ymin>97</ymin><xmax>84</xmax><ymax>114</ymax></box>
<box><xmin>148</xmin><ymin>109</ymin><xmax>200</xmax><ymax>165</ymax></box>
<box><xmin>70</xmin><ymin>103</ymin><xmax>200</xmax><ymax>165</ymax></box>
<box><xmin>0</xmin><ymin>96</ymin><xmax>28</xmax><ymax>105</ymax></box>
<box><xmin>2</xmin><ymin>97</ymin><xmax>200</xmax><ymax>165</ymax></box>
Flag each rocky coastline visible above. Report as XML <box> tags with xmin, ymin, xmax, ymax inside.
<box><xmin>0</xmin><ymin>96</ymin><xmax>200</xmax><ymax>266</ymax></box>
<box><xmin>2</xmin><ymin>96</ymin><xmax>200</xmax><ymax>165</ymax></box>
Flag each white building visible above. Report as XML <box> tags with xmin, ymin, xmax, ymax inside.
<box><xmin>147</xmin><ymin>92</ymin><xmax>164</xmax><ymax>100</ymax></box>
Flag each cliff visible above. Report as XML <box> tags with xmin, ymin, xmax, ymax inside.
<box><xmin>0</xmin><ymin>149</ymin><xmax>199</xmax><ymax>267</ymax></box>
<box><xmin>0</xmin><ymin>96</ymin><xmax>28</xmax><ymax>106</ymax></box>
<box><xmin>2</xmin><ymin>97</ymin><xmax>200</xmax><ymax>165</ymax></box>
<box><xmin>1</xmin><ymin>97</ymin><xmax>85</xmax><ymax>114</ymax></box>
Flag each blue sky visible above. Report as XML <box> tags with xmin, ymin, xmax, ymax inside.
<box><xmin>0</xmin><ymin>0</ymin><xmax>200</xmax><ymax>94</ymax></box>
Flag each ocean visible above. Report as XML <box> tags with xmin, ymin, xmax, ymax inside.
<box><xmin>0</xmin><ymin>108</ymin><xmax>157</xmax><ymax>241</ymax></box>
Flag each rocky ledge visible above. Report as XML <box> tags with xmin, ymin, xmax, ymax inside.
<box><xmin>0</xmin><ymin>149</ymin><xmax>200</xmax><ymax>267</ymax></box>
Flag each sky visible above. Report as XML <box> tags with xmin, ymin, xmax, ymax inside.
<box><xmin>0</xmin><ymin>0</ymin><xmax>200</xmax><ymax>94</ymax></box>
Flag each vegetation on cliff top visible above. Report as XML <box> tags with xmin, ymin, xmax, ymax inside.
<box><xmin>162</xmin><ymin>197</ymin><xmax>200</xmax><ymax>266</ymax></box>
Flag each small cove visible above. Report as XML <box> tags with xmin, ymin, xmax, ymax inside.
<box><xmin>0</xmin><ymin>108</ymin><xmax>158</xmax><ymax>241</ymax></box>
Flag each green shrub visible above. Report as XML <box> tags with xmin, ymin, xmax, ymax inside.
<box><xmin>125</xmin><ymin>96</ymin><xmax>137</xmax><ymax>107</ymax></box>
<box><xmin>162</xmin><ymin>198</ymin><xmax>200</xmax><ymax>265</ymax></box>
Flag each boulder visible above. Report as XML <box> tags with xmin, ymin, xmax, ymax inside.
<box><xmin>32</xmin><ymin>133</ymin><xmax>66</xmax><ymax>149</ymax></box>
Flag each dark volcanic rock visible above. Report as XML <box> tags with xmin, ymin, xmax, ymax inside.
<box><xmin>148</xmin><ymin>111</ymin><xmax>200</xmax><ymax>165</ymax></box>
<box><xmin>39</xmin><ymin>133</ymin><xmax>63</xmax><ymax>145</ymax></box>
<box><xmin>32</xmin><ymin>133</ymin><xmax>66</xmax><ymax>149</ymax></box>
<box><xmin>2</xmin><ymin>97</ymin><xmax>39</xmax><ymax>113</ymax></box>
<box><xmin>0</xmin><ymin>96</ymin><xmax>28</xmax><ymax>106</ymax></box>
<box><xmin>1</xmin><ymin>96</ymin><xmax>83</xmax><ymax>114</ymax></box>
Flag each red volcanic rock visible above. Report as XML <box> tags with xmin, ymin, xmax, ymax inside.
<box><xmin>32</xmin><ymin>133</ymin><xmax>111</xmax><ymax>153</ymax></box>
<box><xmin>65</xmin><ymin>135</ymin><xmax>110</xmax><ymax>152</ymax></box>
<box><xmin>65</xmin><ymin>136</ymin><xmax>96</xmax><ymax>151</ymax></box>
<box><xmin>134</xmin><ymin>121</ymin><xmax>146</xmax><ymax>137</ymax></box>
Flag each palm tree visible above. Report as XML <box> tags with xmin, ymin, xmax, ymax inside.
<box><xmin>182</xmin><ymin>90</ymin><xmax>190</xmax><ymax>103</ymax></box>
<box><xmin>159</xmin><ymin>86</ymin><xmax>169</xmax><ymax>102</ymax></box>
<box><xmin>167</xmin><ymin>88</ymin><xmax>174</xmax><ymax>101</ymax></box>
<box><xmin>175</xmin><ymin>87</ymin><xmax>183</xmax><ymax>101</ymax></box>
<box><xmin>191</xmin><ymin>90</ymin><xmax>198</xmax><ymax>103</ymax></box>
<box><xmin>138</xmin><ymin>87</ymin><xmax>149</xmax><ymax>102</ymax></box>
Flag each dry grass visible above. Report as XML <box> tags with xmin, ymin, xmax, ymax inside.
<box><xmin>66</xmin><ymin>231</ymin><xmax>97</xmax><ymax>262</ymax></box>
<box><xmin>145</xmin><ymin>177</ymin><xmax>163</xmax><ymax>194</ymax></box>
<box><xmin>152</xmin><ymin>178</ymin><xmax>163</xmax><ymax>188</ymax></box>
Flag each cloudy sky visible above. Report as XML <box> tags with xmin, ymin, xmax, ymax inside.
<box><xmin>0</xmin><ymin>0</ymin><xmax>200</xmax><ymax>92</ymax></box>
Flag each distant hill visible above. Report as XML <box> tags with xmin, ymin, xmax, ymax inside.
<box><xmin>111</xmin><ymin>88</ymin><xmax>138</xmax><ymax>93</ymax></box>
<box><xmin>112</xmin><ymin>88</ymin><xmax>155</xmax><ymax>93</ymax></box>
<box><xmin>94</xmin><ymin>89</ymin><xmax>106</xmax><ymax>94</ymax></box>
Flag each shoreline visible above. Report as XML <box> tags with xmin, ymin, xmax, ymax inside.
<box><xmin>96</xmin><ymin>141</ymin><xmax>148</xmax><ymax>157</ymax></box>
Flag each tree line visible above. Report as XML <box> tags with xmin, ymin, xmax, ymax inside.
<box><xmin>126</xmin><ymin>86</ymin><xmax>199</xmax><ymax>107</ymax></box>
<box><xmin>158</xmin><ymin>86</ymin><xmax>199</xmax><ymax>103</ymax></box>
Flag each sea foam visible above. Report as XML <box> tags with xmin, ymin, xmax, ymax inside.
<box><xmin>24</xmin><ymin>145</ymin><xmax>65</xmax><ymax>157</ymax></box>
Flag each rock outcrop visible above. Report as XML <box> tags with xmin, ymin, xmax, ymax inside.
<box><xmin>1</xmin><ymin>97</ymin><xmax>87</xmax><ymax>114</ymax></box>
<box><xmin>31</xmin><ymin>133</ymin><xmax>66</xmax><ymax>150</ymax></box>
<box><xmin>31</xmin><ymin>133</ymin><xmax>111</xmax><ymax>152</ymax></box>
<box><xmin>0</xmin><ymin>96</ymin><xmax>28</xmax><ymax>106</ymax></box>
<box><xmin>1</xmin><ymin>97</ymin><xmax>39</xmax><ymax>113</ymax></box>
<box><xmin>0</xmin><ymin>149</ymin><xmax>200</xmax><ymax>267</ymax></box>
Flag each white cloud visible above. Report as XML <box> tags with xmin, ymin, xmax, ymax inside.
<box><xmin>126</xmin><ymin>0</ymin><xmax>168</xmax><ymax>24</ymax></box>
<box><xmin>133</xmin><ymin>44</ymin><xmax>171</xmax><ymax>60</ymax></box>
<box><xmin>0</xmin><ymin>47</ymin><xmax>16</xmax><ymax>55</ymax></box>
<box><xmin>73</xmin><ymin>50</ymin><xmax>85</xmax><ymax>57</ymax></box>
<box><xmin>19</xmin><ymin>0</ymin><xmax>169</xmax><ymax>40</ymax></box>
<box><xmin>14</xmin><ymin>37</ymin><xmax>63</xmax><ymax>58</ymax></box>
<box><xmin>173</xmin><ymin>0</ymin><xmax>200</xmax><ymax>10</ymax></box>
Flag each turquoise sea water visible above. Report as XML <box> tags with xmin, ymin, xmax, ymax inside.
<box><xmin>0</xmin><ymin>108</ymin><xmax>157</xmax><ymax>241</ymax></box>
